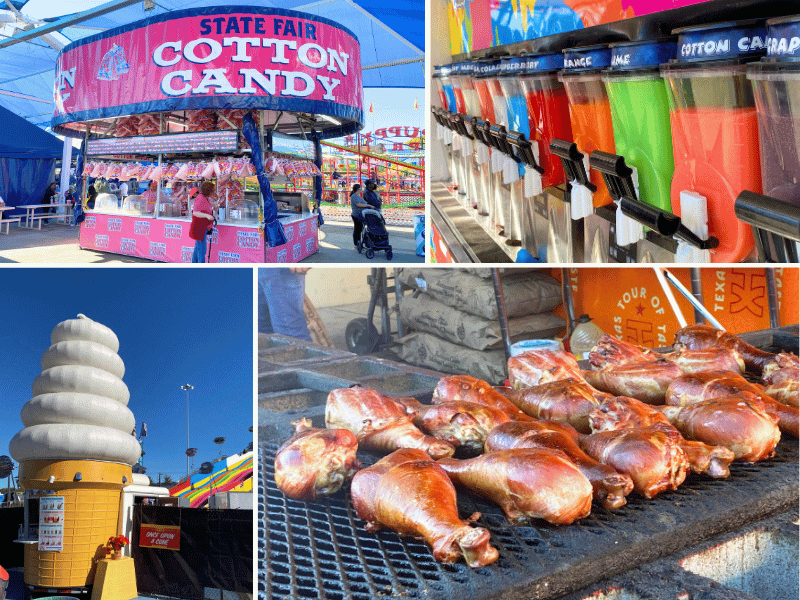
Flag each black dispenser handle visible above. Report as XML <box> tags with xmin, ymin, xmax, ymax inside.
<box><xmin>489</xmin><ymin>124</ymin><xmax>515</xmax><ymax>159</ymax></box>
<box><xmin>430</xmin><ymin>107</ymin><xmax>447</xmax><ymax>128</ymax></box>
<box><xmin>549</xmin><ymin>139</ymin><xmax>596</xmax><ymax>192</ymax></box>
<box><xmin>619</xmin><ymin>197</ymin><xmax>720</xmax><ymax>250</ymax></box>
<box><xmin>735</xmin><ymin>190</ymin><xmax>800</xmax><ymax>263</ymax></box>
<box><xmin>505</xmin><ymin>130</ymin><xmax>545</xmax><ymax>173</ymax></box>
<box><xmin>735</xmin><ymin>191</ymin><xmax>800</xmax><ymax>242</ymax></box>
<box><xmin>589</xmin><ymin>151</ymin><xmax>636</xmax><ymax>202</ymax></box>
<box><xmin>482</xmin><ymin>120</ymin><xmax>502</xmax><ymax>152</ymax></box>
<box><xmin>470</xmin><ymin>117</ymin><xmax>492</xmax><ymax>146</ymax></box>
<box><xmin>449</xmin><ymin>112</ymin><xmax>473</xmax><ymax>139</ymax></box>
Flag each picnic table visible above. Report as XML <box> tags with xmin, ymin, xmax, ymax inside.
<box><xmin>17</xmin><ymin>203</ymin><xmax>73</xmax><ymax>229</ymax></box>
<box><xmin>0</xmin><ymin>206</ymin><xmax>20</xmax><ymax>234</ymax></box>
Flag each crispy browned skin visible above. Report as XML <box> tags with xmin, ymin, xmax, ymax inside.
<box><xmin>274</xmin><ymin>418</ymin><xmax>362</xmax><ymax>501</ymax></box>
<box><xmin>400</xmin><ymin>397</ymin><xmax>511</xmax><ymax>454</ymax></box>
<box><xmin>438</xmin><ymin>448</ymin><xmax>593</xmax><ymax>525</ymax></box>
<box><xmin>673</xmin><ymin>324</ymin><xmax>775</xmax><ymax>374</ymax></box>
<box><xmin>580</xmin><ymin>425</ymin><xmax>690</xmax><ymax>499</ymax></box>
<box><xmin>660</xmin><ymin>393</ymin><xmax>781</xmax><ymax>462</ymax></box>
<box><xmin>351</xmin><ymin>449</ymin><xmax>499</xmax><ymax>568</ymax></box>
<box><xmin>485</xmin><ymin>421</ymin><xmax>634</xmax><ymax>510</ymax></box>
<box><xmin>326</xmin><ymin>387</ymin><xmax>455</xmax><ymax>459</ymax></box>
<box><xmin>588</xmin><ymin>397</ymin><xmax>734</xmax><ymax>479</ymax></box>
<box><xmin>665</xmin><ymin>370</ymin><xmax>799</xmax><ymax>438</ymax></box>
<box><xmin>433</xmin><ymin>375</ymin><xmax>534</xmax><ymax>421</ymax></box>
<box><xmin>666</xmin><ymin>347</ymin><xmax>745</xmax><ymax>375</ymax></box>
<box><xmin>582</xmin><ymin>359</ymin><xmax>684</xmax><ymax>404</ymax></box>
<box><xmin>494</xmin><ymin>380</ymin><xmax>609</xmax><ymax>434</ymax></box>
<box><xmin>762</xmin><ymin>353</ymin><xmax>799</xmax><ymax>408</ymax></box>
<box><xmin>589</xmin><ymin>334</ymin><xmax>744</xmax><ymax>374</ymax></box>
<box><xmin>507</xmin><ymin>349</ymin><xmax>585</xmax><ymax>388</ymax></box>
<box><xmin>589</xmin><ymin>335</ymin><xmax>657</xmax><ymax>369</ymax></box>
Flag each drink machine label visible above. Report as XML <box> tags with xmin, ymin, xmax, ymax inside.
<box><xmin>38</xmin><ymin>496</ymin><xmax>64</xmax><ymax>551</ymax></box>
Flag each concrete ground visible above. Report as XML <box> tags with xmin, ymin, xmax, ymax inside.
<box><xmin>0</xmin><ymin>220</ymin><xmax>422</xmax><ymax>264</ymax></box>
<box><xmin>307</xmin><ymin>220</ymin><xmax>423</xmax><ymax>263</ymax></box>
<box><xmin>0</xmin><ymin>223</ymin><xmax>149</xmax><ymax>263</ymax></box>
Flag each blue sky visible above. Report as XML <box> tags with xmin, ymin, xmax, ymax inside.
<box><xmin>359</xmin><ymin>87</ymin><xmax>426</xmax><ymax>138</ymax></box>
<box><xmin>0</xmin><ymin>268</ymin><xmax>253</xmax><ymax>485</ymax></box>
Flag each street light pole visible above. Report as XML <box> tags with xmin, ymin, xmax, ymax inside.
<box><xmin>181</xmin><ymin>384</ymin><xmax>193</xmax><ymax>478</ymax></box>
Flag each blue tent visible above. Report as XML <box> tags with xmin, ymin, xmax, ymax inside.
<box><xmin>0</xmin><ymin>103</ymin><xmax>62</xmax><ymax>214</ymax></box>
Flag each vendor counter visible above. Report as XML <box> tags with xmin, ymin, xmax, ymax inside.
<box><xmin>79</xmin><ymin>210</ymin><xmax>318</xmax><ymax>263</ymax></box>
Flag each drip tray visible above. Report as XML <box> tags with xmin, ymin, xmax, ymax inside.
<box><xmin>310</xmin><ymin>359</ymin><xmax>399</xmax><ymax>381</ymax></box>
<box><xmin>260</xmin><ymin>439</ymin><xmax>798</xmax><ymax>600</ymax></box>
<box><xmin>258</xmin><ymin>371</ymin><xmax>353</xmax><ymax>441</ymax></box>
<box><xmin>303</xmin><ymin>358</ymin><xmax>443</xmax><ymax>401</ymax></box>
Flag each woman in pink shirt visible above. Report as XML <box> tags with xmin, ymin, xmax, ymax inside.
<box><xmin>190</xmin><ymin>181</ymin><xmax>216</xmax><ymax>262</ymax></box>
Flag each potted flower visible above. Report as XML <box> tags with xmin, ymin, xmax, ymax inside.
<box><xmin>104</xmin><ymin>534</ymin><xmax>130</xmax><ymax>560</ymax></box>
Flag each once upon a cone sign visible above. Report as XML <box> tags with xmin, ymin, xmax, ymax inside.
<box><xmin>139</xmin><ymin>524</ymin><xmax>181</xmax><ymax>550</ymax></box>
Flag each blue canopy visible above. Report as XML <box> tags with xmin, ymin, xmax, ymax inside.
<box><xmin>0</xmin><ymin>0</ymin><xmax>423</xmax><ymax>128</ymax></box>
<box><xmin>0</xmin><ymin>102</ymin><xmax>65</xmax><ymax>158</ymax></box>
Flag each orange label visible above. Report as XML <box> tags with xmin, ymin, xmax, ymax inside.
<box><xmin>555</xmin><ymin>267</ymin><xmax>798</xmax><ymax>348</ymax></box>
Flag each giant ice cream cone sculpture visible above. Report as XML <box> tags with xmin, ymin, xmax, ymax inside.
<box><xmin>10</xmin><ymin>315</ymin><xmax>141</xmax><ymax>588</ymax></box>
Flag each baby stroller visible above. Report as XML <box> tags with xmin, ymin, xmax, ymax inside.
<box><xmin>357</xmin><ymin>208</ymin><xmax>393</xmax><ymax>260</ymax></box>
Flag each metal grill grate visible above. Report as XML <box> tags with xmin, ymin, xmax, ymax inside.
<box><xmin>259</xmin><ymin>438</ymin><xmax>799</xmax><ymax>600</ymax></box>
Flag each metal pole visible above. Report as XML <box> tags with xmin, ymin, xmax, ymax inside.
<box><xmin>690</xmin><ymin>268</ymin><xmax>705</xmax><ymax>324</ymax></box>
<box><xmin>765</xmin><ymin>268</ymin><xmax>780</xmax><ymax>329</ymax></box>
<box><xmin>181</xmin><ymin>384</ymin><xmax>193</xmax><ymax>478</ymax></box>
<box><xmin>491</xmin><ymin>269</ymin><xmax>513</xmax><ymax>365</ymax></box>
<box><xmin>561</xmin><ymin>268</ymin><xmax>576</xmax><ymax>336</ymax></box>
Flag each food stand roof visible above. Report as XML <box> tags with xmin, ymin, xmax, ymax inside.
<box><xmin>0</xmin><ymin>0</ymin><xmax>423</xmax><ymax>129</ymax></box>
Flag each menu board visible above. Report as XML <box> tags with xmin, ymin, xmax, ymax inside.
<box><xmin>87</xmin><ymin>130</ymin><xmax>239</xmax><ymax>156</ymax></box>
<box><xmin>271</xmin><ymin>132</ymin><xmax>314</xmax><ymax>160</ymax></box>
<box><xmin>38</xmin><ymin>496</ymin><xmax>65</xmax><ymax>551</ymax></box>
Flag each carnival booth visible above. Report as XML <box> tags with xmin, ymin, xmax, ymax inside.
<box><xmin>52</xmin><ymin>6</ymin><xmax>363</xmax><ymax>263</ymax></box>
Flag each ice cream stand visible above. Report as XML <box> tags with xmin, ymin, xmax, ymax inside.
<box><xmin>9</xmin><ymin>315</ymin><xmax>171</xmax><ymax>599</ymax></box>
<box><xmin>51</xmin><ymin>6</ymin><xmax>364</xmax><ymax>263</ymax></box>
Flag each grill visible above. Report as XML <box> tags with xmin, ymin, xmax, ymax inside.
<box><xmin>259</xmin><ymin>325</ymin><xmax>799</xmax><ymax>600</ymax></box>
<box><xmin>259</xmin><ymin>439</ymin><xmax>798</xmax><ymax>600</ymax></box>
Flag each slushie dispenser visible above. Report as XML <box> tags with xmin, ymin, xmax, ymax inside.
<box><xmin>661</xmin><ymin>21</ymin><xmax>767</xmax><ymax>263</ymax></box>
<box><xmin>519</xmin><ymin>52</ymin><xmax>574</xmax><ymax>260</ymax></box>
<box><xmin>748</xmin><ymin>16</ymin><xmax>800</xmax><ymax>204</ymax></box>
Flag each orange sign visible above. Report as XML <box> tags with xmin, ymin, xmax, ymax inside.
<box><xmin>555</xmin><ymin>267</ymin><xmax>799</xmax><ymax>348</ymax></box>
<box><xmin>139</xmin><ymin>524</ymin><xmax>180</xmax><ymax>550</ymax></box>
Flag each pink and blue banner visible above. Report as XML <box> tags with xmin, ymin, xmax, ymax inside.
<box><xmin>79</xmin><ymin>213</ymin><xmax>319</xmax><ymax>263</ymax></box>
<box><xmin>53</xmin><ymin>7</ymin><xmax>363</xmax><ymax>138</ymax></box>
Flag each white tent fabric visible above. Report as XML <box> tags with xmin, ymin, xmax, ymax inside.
<box><xmin>0</xmin><ymin>0</ymin><xmax>423</xmax><ymax>127</ymax></box>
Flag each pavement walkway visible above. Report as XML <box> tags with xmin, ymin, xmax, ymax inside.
<box><xmin>0</xmin><ymin>220</ymin><xmax>423</xmax><ymax>264</ymax></box>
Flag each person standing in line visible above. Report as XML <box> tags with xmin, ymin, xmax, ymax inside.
<box><xmin>350</xmin><ymin>183</ymin><xmax>370</xmax><ymax>248</ymax></box>
<box><xmin>189</xmin><ymin>181</ymin><xmax>215</xmax><ymax>263</ymax></box>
